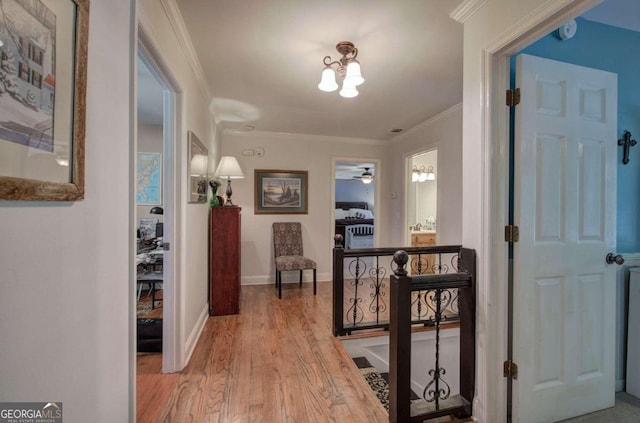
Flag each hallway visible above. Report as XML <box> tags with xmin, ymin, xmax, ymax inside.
<box><xmin>137</xmin><ymin>282</ymin><xmax>388</xmax><ymax>422</ymax></box>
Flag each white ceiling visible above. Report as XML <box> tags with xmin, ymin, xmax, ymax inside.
<box><xmin>138</xmin><ymin>0</ymin><xmax>638</xmax><ymax>138</ymax></box>
<box><xmin>173</xmin><ymin>0</ymin><xmax>464</xmax><ymax>141</ymax></box>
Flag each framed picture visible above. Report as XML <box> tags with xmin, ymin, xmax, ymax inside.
<box><xmin>0</xmin><ymin>0</ymin><xmax>89</xmax><ymax>201</ymax></box>
<box><xmin>188</xmin><ymin>131</ymin><xmax>208</xmax><ymax>203</ymax></box>
<box><xmin>254</xmin><ymin>169</ymin><xmax>308</xmax><ymax>214</ymax></box>
<box><xmin>136</xmin><ymin>152</ymin><xmax>162</xmax><ymax>205</ymax></box>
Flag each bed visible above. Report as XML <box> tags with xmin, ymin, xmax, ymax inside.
<box><xmin>334</xmin><ymin>201</ymin><xmax>374</xmax><ymax>249</ymax></box>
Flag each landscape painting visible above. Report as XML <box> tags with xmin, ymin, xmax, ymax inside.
<box><xmin>254</xmin><ymin>169</ymin><xmax>308</xmax><ymax>214</ymax></box>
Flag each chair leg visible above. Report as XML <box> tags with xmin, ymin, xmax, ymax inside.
<box><xmin>313</xmin><ymin>269</ymin><xmax>317</xmax><ymax>295</ymax></box>
<box><xmin>278</xmin><ymin>271</ymin><xmax>282</xmax><ymax>299</ymax></box>
<box><xmin>299</xmin><ymin>270</ymin><xmax>303</xmax><ymax>287</ymax></box>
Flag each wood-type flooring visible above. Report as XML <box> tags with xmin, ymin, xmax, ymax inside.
<box><xmin>137</xmin><ymin>281</ymin><xmax>389</xmax><ymax>422</ymax></box>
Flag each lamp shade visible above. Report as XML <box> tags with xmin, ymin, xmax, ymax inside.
<box><xmin>190</xmin><ymin>154</ymin><xmax>208</xmax><ymax>176</ymax></box>
<box><xmin>214</xmin><ymin>156</ymin><xmax>244</xmax><ymax>179</ymax></box>
<box><xmin>318</xmin><ymin>67</ymin><xmax>338</xmax><ymax>92</ymax></box>
<box><xmin>344</xmin><ymin>60</ymin><xmax>364</xmax><ymax>86</ymax></box>
<box><xmin>339</xmin><ymin>80</ymin><xmax>359</xmax><ymax>98</ymax></box>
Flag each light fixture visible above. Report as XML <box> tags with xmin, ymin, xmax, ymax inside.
<box><xmin>318</xmin><ymin>41</ymin><xmax>364</xmax><ymax>98</ymax></box>
<box><xmin>424</xmin><ymin>165</ymin><xmax>436</xmax><ymax>181</ymax></box>
<box><xmin>412</xmin><ymin>165</ymin><xmax>436</xmax><ymax>182</ymax></box>
<box><xmin>213</xmin><ymin>156</ymin><xmax>244</xmax><ymax>206</ymax></box>
<box><xmin>360</xmin><ymin>168</ymin><xmax>373</xmax><ymax>184</ymax></box>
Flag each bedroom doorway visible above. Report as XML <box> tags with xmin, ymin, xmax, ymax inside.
<box><xmin>332</xmin><ymin>159</ymin><xmax>380</xmax><ymax>249</ymax></box>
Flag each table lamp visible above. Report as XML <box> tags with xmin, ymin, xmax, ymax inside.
<box><xmin>213</xmin><ymin>156</ymin><xmax>244</xmax><ymax>206</ymax></box>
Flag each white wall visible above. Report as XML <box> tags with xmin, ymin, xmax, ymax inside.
<box><xmin>221</xmin><ymin>131</ymin><xmax>389</xmax><ymax>284</ymax></box>
<box><xmin>0</xmin><ymin>1</ymin><xmax>132</xmax><ymax>421</ymax></box>
<box><xmin>138</xmin><ymin>0</ymin><xmax>222</xmax><ymax>364</ymax></box>
<box><xmin>388</xmin><ymin>104</ymin><xmax>463</xmax><ymax>247</ymax></box>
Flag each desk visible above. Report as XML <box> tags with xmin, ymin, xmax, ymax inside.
<box><xmin>137</xmin><ymin>270</ymin><xmax>163</xmax><ymax>309</ymax></box>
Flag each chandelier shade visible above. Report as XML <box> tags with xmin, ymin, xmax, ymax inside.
<box><xmin>318</xmin><ymin>41</ymin><xmax>365</xmax><ymax>98</ymax></box>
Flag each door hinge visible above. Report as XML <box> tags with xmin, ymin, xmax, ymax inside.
<box><xmin>505</xmin><ymin>225</ymin><xmax>519</xmax><ymax>243</ymax></box>
<box><xmin>504</xmin><ymin>360</ymin><xmax>518</xmax><ymax>380</ymax></box>
<box><xmin>506</xmin><ymin>88</ymin><xmax>521</xmax><ymax>107</ymax></box>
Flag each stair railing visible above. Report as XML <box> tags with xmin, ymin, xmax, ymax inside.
<box><xmin>388</xmin><ymin>248</ymin><xmax>476</xmax><ymax>422</ymax></box>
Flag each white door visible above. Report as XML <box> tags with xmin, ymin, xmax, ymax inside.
<box><xmin>513</xmin><ymin>54</ymin><xmax>618</xmax><ymax>422</ymax></box>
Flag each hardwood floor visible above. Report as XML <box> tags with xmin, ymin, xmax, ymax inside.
<box><xmin>137</xmin><ymin>281</ymin><xmax>389</xmax><ymax>422</ymax></box>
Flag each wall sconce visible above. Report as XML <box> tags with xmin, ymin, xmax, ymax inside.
<box><xmin>318</xmin><ymin>41</ymin><xmax>364</xmax><ymax>98</ymax></box>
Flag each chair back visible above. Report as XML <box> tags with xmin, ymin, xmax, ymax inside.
<box><xmin>272</xmin><ymin>222</ymin><xmax>304</xmax><ymax>258</ymax></box>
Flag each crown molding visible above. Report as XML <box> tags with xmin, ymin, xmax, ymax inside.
<box><xmin>158</xmin><ymin>0</ymin><xmax>213</xmax><ymax>106</ymax></box>
<box><xmin>223</xmin><ymin>129</ymin><xmax>387</xmax><ymax>146</ymax></box>
<box><xmin>450</xmin><ymin>0</ymin><xmax>488</xmax><ymax>23</ymax></box>
<box><xmin>390</xmin><ymin>103</ymin><xmax>462</xmax><ymax>145</ymax></box>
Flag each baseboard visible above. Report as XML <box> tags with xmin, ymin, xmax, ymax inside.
<box><xmin>183</xmin><ymin>303</ymin><xmax>208</xmax><ymax>366</ymax></box>
<box><xmin>241</xmin><ymin>272</ymin><xmax>332</xmax><ymax>285</ymax></box>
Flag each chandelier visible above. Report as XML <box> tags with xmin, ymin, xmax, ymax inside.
<box><xmin>317</xmin><ymin>41</ymin><xmax>364</xmax><ymax>98</ymax></box>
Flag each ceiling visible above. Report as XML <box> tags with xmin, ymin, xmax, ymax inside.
<box><xmin>173</xmin><ymin>0</ymin><xmax>464</xmax><ymax>141</ymax></box>
<box><xmin>138</xmin><ymin>0</ymin><xmax>638</xmax><ymax>140</ymax></box>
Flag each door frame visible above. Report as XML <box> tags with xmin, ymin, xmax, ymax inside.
<box><xmin>330</xmin><ymin>157</ymin><xmax>381</xmax><ymax>248</ymax></box>
<box><xmin>473</xmin><ymin>0</ymin><xmax>605</xmax><ymax>421</ymax></box>
<box><xmin>133</xmin><ymin>27</ymin><xmax>184</xmax><ymax>375</ymax></box>
<box><xmin>403</xmin><ymin>147</ymin><xmax>438</xmax><ymax>247</ymax></box>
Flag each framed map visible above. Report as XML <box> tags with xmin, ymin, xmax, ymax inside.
<box><xmin>136</xmin><ymin>152</ymin><xmax>161</xmax><ymax>205</ymax></box>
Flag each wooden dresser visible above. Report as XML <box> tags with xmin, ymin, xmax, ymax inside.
<box><xmin>410</xmin><ymin>232</ymin><xmax>436</xmax><ymax>274</ymax></box>
<box><xmin>209</xmin><ymin>207</ymin><xmax>241</xmax><ymax>316</ymax></box>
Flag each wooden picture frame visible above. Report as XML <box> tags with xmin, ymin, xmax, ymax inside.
<box><xmin>254</xmin><ymin>169</ymin><xmax>308</xmax><ymax>214</ymax></box>
<box><xmin>187</xmin><ymin>131</ymin><xmax>208</xmax><ymax>203</ymax></box>
<box><xmin>0</xmin><ymin>0</ymin><xmax>89</xmax><ymax>201</ymax></box>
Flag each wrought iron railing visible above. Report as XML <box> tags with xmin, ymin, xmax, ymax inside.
<box><xmin>388</xmin><ymin>248</ymin><xmax>476</xmax><ymax>422</ymax></box>
<box><xmin>332</xmin><ymin>235</ymin><xmax>462</xmax><ymax>337</ymax></box>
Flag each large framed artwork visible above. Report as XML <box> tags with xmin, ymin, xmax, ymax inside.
<box><xmin>188</xmin><ymin>131</ymin><xmax>208</xmax><ymax>203</ymax></box>
<box><xmin>0</xmin><ymin>0</ymin><xmax>89</xmax><ymax>201</ymax></box>
<box><xmin>254</xmin><ymin>169</ymin><xmax>308</xmax><ymax>214</ymax></box>
<box><xmin>136</xmin><ymin>152</ymin><xmax>162</xmax><ymax>205</ymax></box>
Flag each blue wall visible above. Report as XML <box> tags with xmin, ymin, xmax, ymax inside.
<box><xmin>515</xmin><ymin>18</ymin><xmax>640</xmax><ymax>252</ymax></box>
<box><xmin>335</xmin><ymin>179</ymin><xmax>374</xmax><ymax>210</ymax></box>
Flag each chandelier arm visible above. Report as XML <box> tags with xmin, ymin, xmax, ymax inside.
<box><xmin>323</xmin><ymin>56</ymin><xmax>341</xmax><ymax>67</ymax></box>
<box><xmin>350</xmin><ymin>47</ymin><xmax>358</xmax><ymax>60</ymax></box>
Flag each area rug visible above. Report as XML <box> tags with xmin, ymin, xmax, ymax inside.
<box><xmin>353</xmin><ymin>356</ymin><xmax>451</xmax><ymax>423</ymax></box>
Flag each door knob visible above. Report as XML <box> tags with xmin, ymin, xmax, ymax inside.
<box><xmin>605</xmin><ymin>253</ymin><xmax>624</xmax><ymax>265</ymax></box>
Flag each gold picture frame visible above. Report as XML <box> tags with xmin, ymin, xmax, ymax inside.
<box><xmin>0</xmin><ymin>0</ymin><xmax>89</xmax><ymax>201</ymax></box>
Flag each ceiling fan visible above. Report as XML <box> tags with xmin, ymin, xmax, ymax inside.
<box><xmin>353</xmin><ymin>167</ymin><xmax>374</xmax><ymax>184</ymax></box>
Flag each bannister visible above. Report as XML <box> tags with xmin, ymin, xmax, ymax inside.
<box><xmin>332</xmin><ymin>234</ymin><xmax>463</xmax><ymax>337</ymax></box>
<box><xmin>388</xmin><ymin>248</ymin><xmax>476</xmax><ymax>422</ymax></box>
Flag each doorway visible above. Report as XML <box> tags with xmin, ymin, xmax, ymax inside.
<box><xmin>406</xmin><ymin>149</ymin><xmax>437</xmax><ymax>247</ymax></box>
<box><xmin>332</xmin><ymin>158</ymin><xmax>380</xmax><ymax>249</ymax></box>
<box><xmin>135</xmin><ymin>32</ymin><xmax>178</xmax><ymax>377</ymax></box>
<box><xmin>480</xmin><ymin>1</ymin><xmax>640</xmax><ymax>421</ymax></box>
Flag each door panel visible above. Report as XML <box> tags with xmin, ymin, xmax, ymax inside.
<box><xmin>514</xmin><ymin>54</ymin><xmax>617</xmax><ymax>422</ymax></box>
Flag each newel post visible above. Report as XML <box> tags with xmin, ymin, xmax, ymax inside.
<box><xmin>389</xmin><ymin>250</ymin><xmax>412</xmax><ymax>423</ymax></box>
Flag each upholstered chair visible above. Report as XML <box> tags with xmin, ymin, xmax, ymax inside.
<box><xmin>272</xmin><ymin>222</ymin><xmax>317</xmax><ymax>299</ymax></box>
